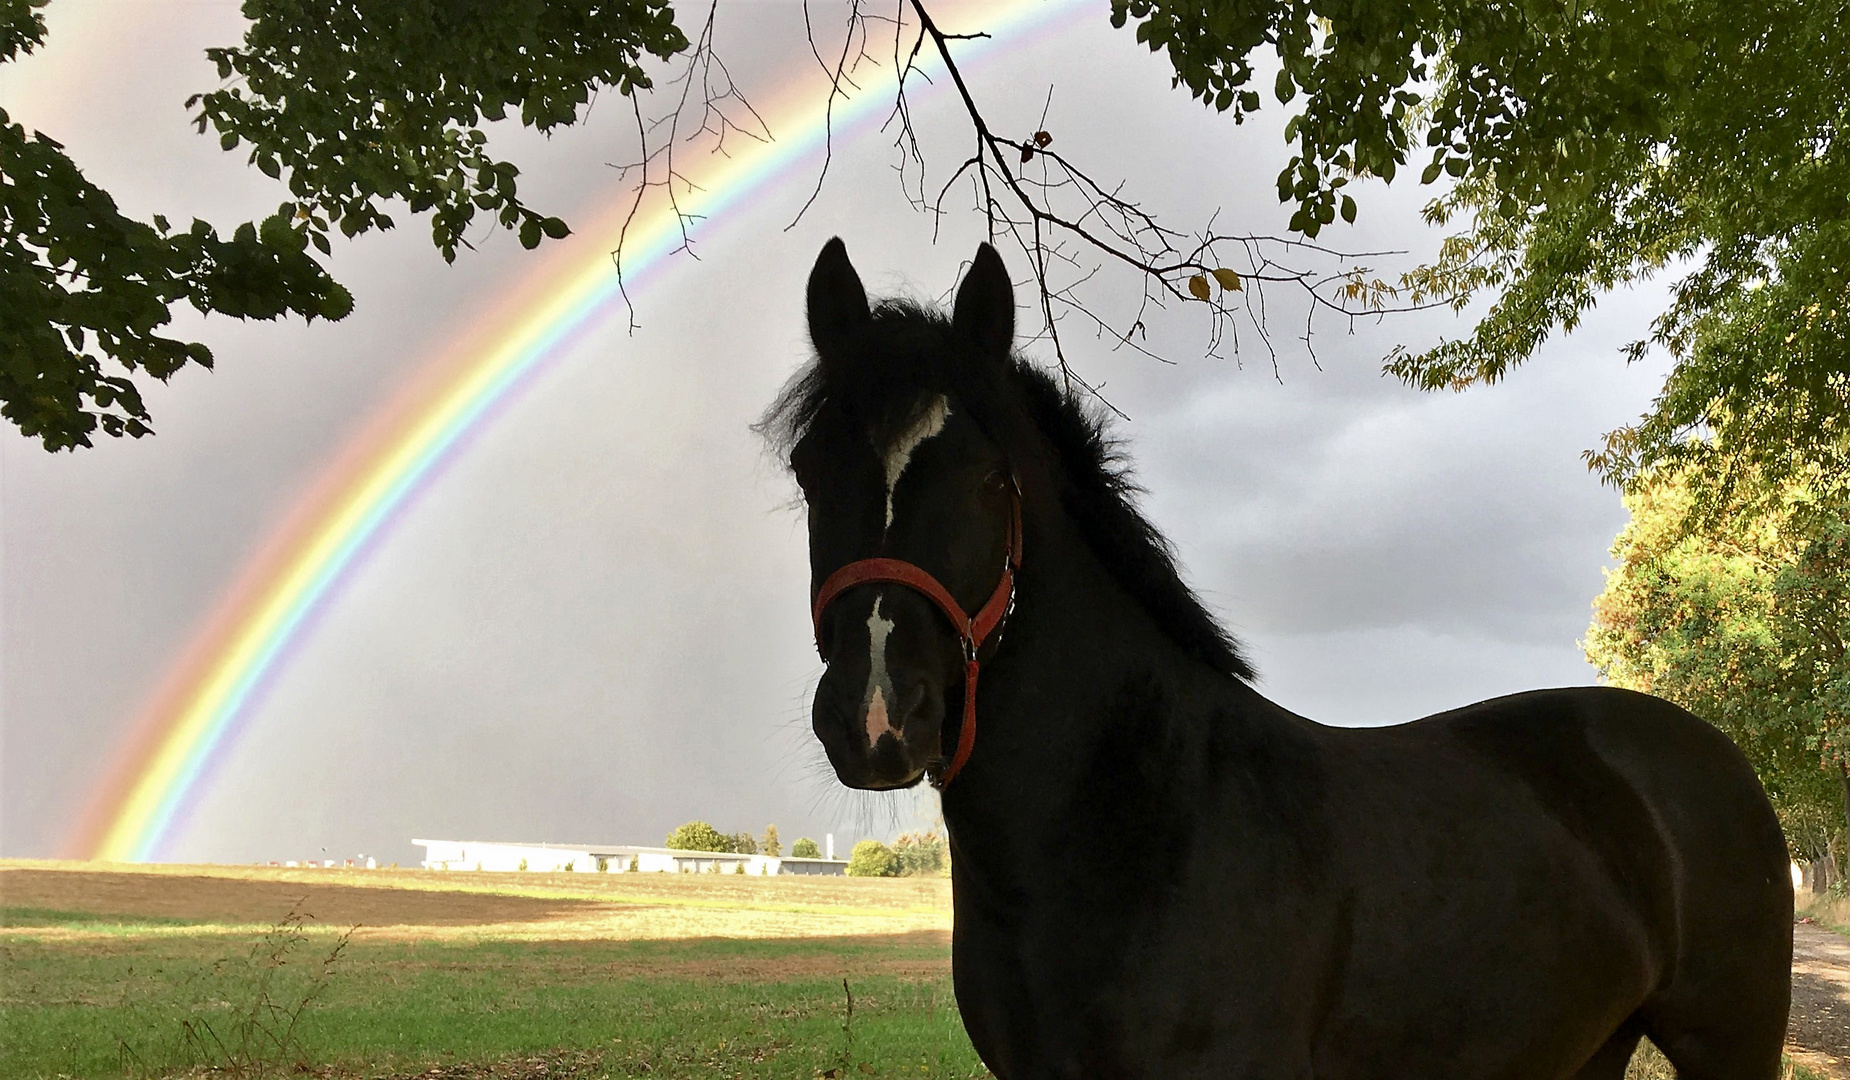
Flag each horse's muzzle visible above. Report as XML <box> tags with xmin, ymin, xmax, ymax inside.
<box><xmin>811</xmin><ymin>663</ymin><xmax>946</xmax><ymax>790</ymax></box>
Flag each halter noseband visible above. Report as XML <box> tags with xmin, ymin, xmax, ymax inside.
<box><xmin>810</xmin><ymin>481</ymin><xmax>1023</xmax><ymax>789</ymax></box>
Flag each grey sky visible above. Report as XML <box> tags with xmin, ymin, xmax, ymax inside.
<box><xmin>1</xmin><ymin>0</ymin><xmax>1665</xmax><ymax>865</ymax></box>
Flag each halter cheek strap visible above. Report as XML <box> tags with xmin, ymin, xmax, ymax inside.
<box><xmin>810</xmin><ymin>485</ymin><xmax>1023</xmax><ymax>789</ymax></box>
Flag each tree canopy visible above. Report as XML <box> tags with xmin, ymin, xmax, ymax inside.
<box><xmin>845</xmin><ymin>839</ymin><xmax>899</xmax><ymax>877</ymax></box>
<box><xmin>1115</xmin><ymin>0</ymin><xmax>1848</xmax><ymax>492</ymax></box>
<box><xmin>663</xmin><ymin>819</ymin><xmax>733</xmax><ymax>853</ymax></box>
<box><xmin>1585</xmin><ymin>464</ymin><xmax>1849</xmax><ymax>862</ymax></box>
<box><xmin>2</xmin><ymin>0</ymin><xmax>681</xmax><ymax>450</ymax></box>
<box><xmin>6</xmin><ymin>0</ymin><xmax>1843</xmax><ymax>497</ymax></box>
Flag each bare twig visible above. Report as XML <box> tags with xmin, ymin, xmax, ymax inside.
<box><xmin>608</xmin><ymin>0</ymin><xmax>772</xmax><ymax>330</ymax></box>
<box><xmin>602</xmin><ymin>0</ymin><xmax>1443</xmax><ymax>396</ymax></box>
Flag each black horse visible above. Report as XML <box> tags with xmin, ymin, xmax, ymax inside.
<box><xmin>765</xmin><ymin>238</ymin><xmax>1793</xmax><ymax>1079</ymax></box>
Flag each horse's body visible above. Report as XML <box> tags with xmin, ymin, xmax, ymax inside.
<box><xmin>770</xmin><ymin>238</ymin><xmax>1792</xmax><ymax>1079</ymax></box>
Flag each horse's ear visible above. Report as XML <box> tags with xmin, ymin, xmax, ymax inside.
<box><xmin>952</xmin><ymin>242</ymin><xmax>1014</xmax><ymax>361</ymax></box>
<box><xmin>808</xmin><ymin>237</ymin><xmax>871</xmax><ymax>364</ymax></box>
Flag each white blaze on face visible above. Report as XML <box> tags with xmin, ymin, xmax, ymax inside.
<box><xmin>864</xmin><ymin>596</ymin><xmax>898</xmax><ymax>744</ymax></box>
<box><xmin>883</xmin><ymin>395</ymin><xmax>951</xmax><ymax>531</ymax></box>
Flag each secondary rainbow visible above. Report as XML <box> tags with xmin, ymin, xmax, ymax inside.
<box><xmin>73</xmin><ymin>0</ymin><xmax>1085</xmax><ymax>861</ymax></box>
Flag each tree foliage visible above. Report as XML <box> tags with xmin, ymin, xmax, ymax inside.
<box><xmin>1115</xmin><ymin>0</ymin><xmax>1848</xmax><ymax>491</ymax></box>
<box><xmin>663</xmin><ymin>819</ymin><xmax>732</xmax><ymax>853</ymax></box>
<box><xmin>892</xmin><ymin>831</ymin><xmax>948</xmax><ymax>876</ymax></box>
<box><xmin>2</xmin><ymin>4</ymin><xmax>349</xmax><ymax>450</ymax></box>
<box><xmin>2</xmin><ymin>0</ymin><xmax>684</xmax><ymax>450</ymax></box>
<box><xmin>759</xmin><ymin>824</ymin><xmax>781</xmax><ymax>858</ymax></box>
<box><xmin>12</xmin><ymin>0</ymin><xmax>1843</xmax><ymax>489</ymax></box>
<box><xmin>192</xmin><ymin>0</ymin><xmax>684</xmax><ymax>261</ymax></box>
<box><xmin>1585</xmin><ymin>467</ymin><xmax>1850</xmax><ymax>861</ymax></box>
<box><xmin>789</xmin><ymin>837</ymin><xmax>821</xmax><ymax>859</ymax></box>
<box><xmin>845</xmin><ymin>839</ymin><xmax>899</xmax><ymax>877</ymax></box>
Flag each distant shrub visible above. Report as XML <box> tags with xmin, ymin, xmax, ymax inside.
<box><xmin>517</xmin><ymin>858</ymin><xmax>528</xmax><ymax>872</ymax></box>
<box><xmin>760</xmin><ymin>825</ymin><xmax>782</xmax><ymax>858</ymax></box>
<box><xmin>791</xmin><ymin>837</ymin><xmax>822</xmax><ymax>859</ymax></box>
<box><xmin>733</xmin><ymin>862</ymin><xmax>746</xmax><ymax>874</ymax></box>
<box><xmin>893</xmin><ymin>832</ymin><xmax>949</xmax><ymax>876</ymax></box>
<box><xmin>847</xmin><ymin>840</ymin><xmax>899</xmax><ymax>877</ymax></box>
<box><xmin>665</xmin><ymin>821</ymin><xmax>733</xmax><ymax>853</ymax></box>
<box><xmin>628</xmin><ymin>855</ymin><xmax>640</xmax><ymax>872</ymax></box>
<box><xmin>595</xmin><ymin>856</ymin><xmax>609</xmax><ymax>872</ymax></box>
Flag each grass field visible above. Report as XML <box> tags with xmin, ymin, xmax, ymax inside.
<box><xmin>2</xmin><ymin>861</ymin><xmax>970</xmax><ymax>1079</ymax></box>
<box><xmin>1</xmin><ymin>861</ymin><xmax>1829</xmax><ymax>1079</ymax></box>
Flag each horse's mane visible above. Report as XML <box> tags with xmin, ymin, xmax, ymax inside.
<box><xmin>761</xmin><ymin>299</ymin><xmax>1253</xmax><ymax>682</ymax></box>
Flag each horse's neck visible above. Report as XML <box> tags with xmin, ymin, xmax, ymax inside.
<box><xmin>942</xmin><ymin>505</ymin><xmax>1257</xmax><ymax>882</ymax></box>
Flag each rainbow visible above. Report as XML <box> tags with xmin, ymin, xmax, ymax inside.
<box><xmin>71</xmin><ymin>0</ymin><xmax>1086</xmax><ymax>861</ymax></box>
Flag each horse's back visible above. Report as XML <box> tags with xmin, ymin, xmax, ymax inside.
<box><xmin>1418</xmin><ymin>686</ymin><xmax>1793</xmax><ymax>1077</ymax></box>
<box><xmin>1424</xmin><ymin>686</ymin><xmax>1790</xmax><ymax>918</ymax></box>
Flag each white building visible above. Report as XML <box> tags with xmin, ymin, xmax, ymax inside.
<box><xmin>412</xmin><ymin>838</ymin><xmax>847</xmax><ymax>876</ymax></box>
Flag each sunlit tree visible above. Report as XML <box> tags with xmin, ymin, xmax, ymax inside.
<box><xmin>893</xmin><ymin>831</ymin><xmax>948</xmax><ymax>876</ymax></box>
<box><xmin>664</xmin><ymin>820</ymin><xmax>733</xmax><ymax>853</ymax></box>
<box><xmin>846</xmin><ymin>839</ymin><xmax>899</xmax><ymax>877</ymax></box>
<box><xmin>1585</xmin><ymin>467</ymin><xmax>1849</xmax><ymax>862</ymax></box>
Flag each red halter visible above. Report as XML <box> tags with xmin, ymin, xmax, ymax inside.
<box><xmin>810</xmin><ymin>483</ymin><xmax>1023</xmax><ymax>789</ymax></box>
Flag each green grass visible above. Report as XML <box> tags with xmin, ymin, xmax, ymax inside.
<box><xmin>0</xmin><ymin>929</ymin><xmax>980</xmax><ymax>1079</ymax></box>
<box><xmin>2</xmin><ymin>861</ymin><xmax>1834</xmax><ymax>1080</ymax></box>
<box><xmin>1</xmin><ymin>907</ymin><xmax>212</xmax><ymax>931</ymax></box>
<box><xmin>10</xmin><ymin>929</ymin><xmax>1825</xmax><ymax>1080</ymax></box>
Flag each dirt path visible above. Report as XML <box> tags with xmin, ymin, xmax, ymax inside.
<box><xmin>1789</xmin><ymin>922</ymin><xmax>1850</xmax><ymax>1078</ymax></box>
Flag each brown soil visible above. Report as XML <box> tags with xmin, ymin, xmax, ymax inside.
<box><xmin>1789</xmin><ymin>921</ymin><xmax>1850</xmax><ymax>1079</ymax></box>
<box><xmin>0</xmin><ymin>867</ymin><xmax>599</xmax><ymax>928</ymax></box>
<box><xmin>0</xmin><ymin>862</ymin><xmax>953</xmax><ymax>942</ymax></box>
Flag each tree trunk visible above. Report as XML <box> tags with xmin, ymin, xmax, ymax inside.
<box><xmin>1840</xmin><ymin>763</ymin><xmax>1850</xmax><ymax>880</ymax></box>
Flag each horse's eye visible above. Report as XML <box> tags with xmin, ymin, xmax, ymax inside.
<box><xmin>984</xmin><ymin>470</ymin><xmax>1010</xmax><ymax>493</ymax></box>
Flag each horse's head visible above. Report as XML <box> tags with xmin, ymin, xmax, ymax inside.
<box><xmin>782</xmin><ymin>238</ymin><xmax>1021</xmax><ymax>790</ymax></box>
